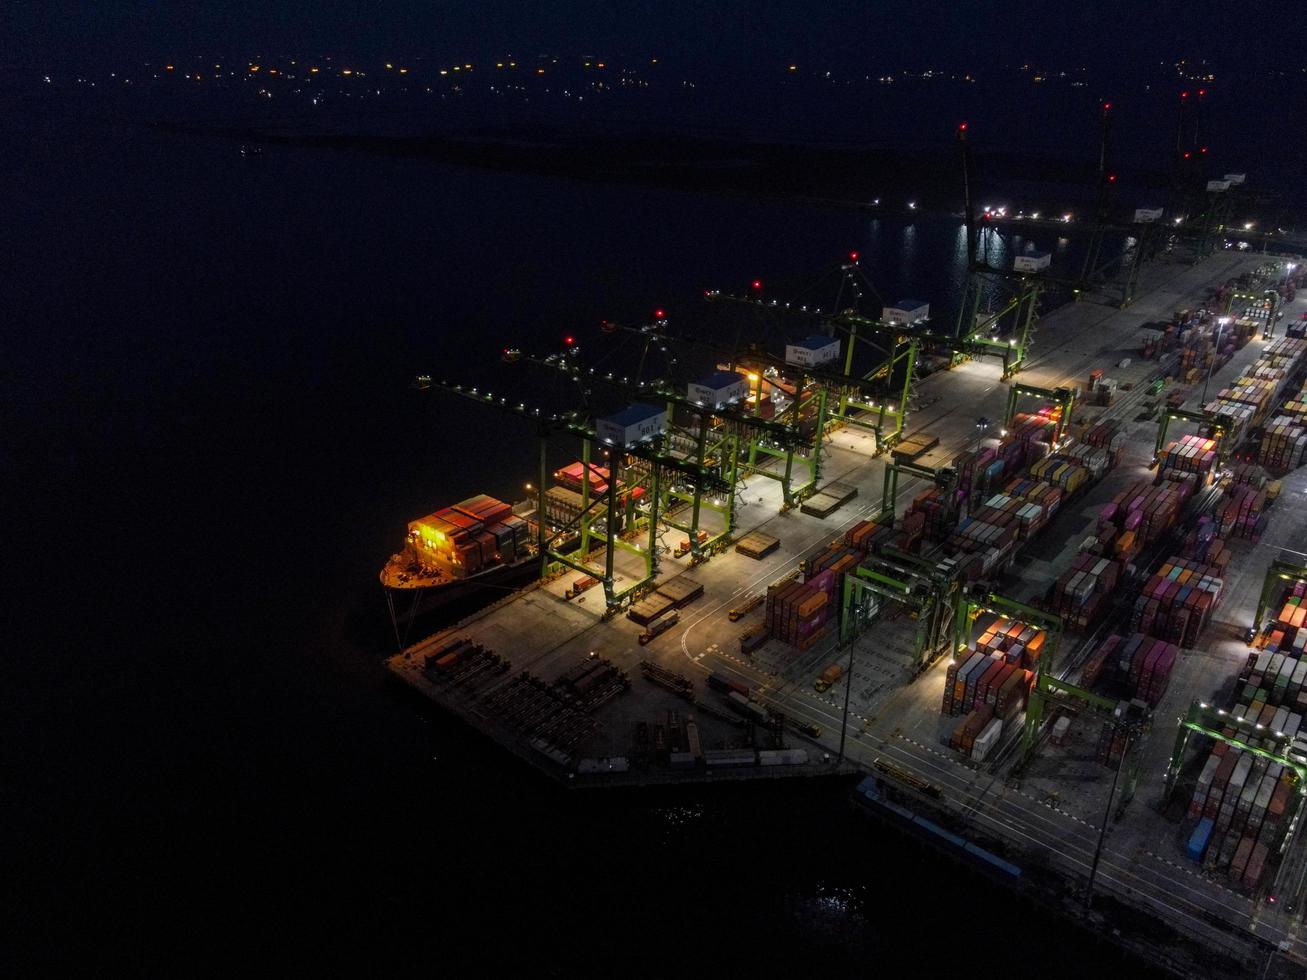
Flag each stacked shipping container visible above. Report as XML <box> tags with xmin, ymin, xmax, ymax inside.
<box><xmin>765</xmin><ymin>580</ymin><xmax>829</xmax><ymax>651</ymax></box>
<box><xmin>1078</xmin><ymin>633</ymin><xmax>1181</xmax><ymax>706</ymax></box>
<box><xmin>1048</xmin><ymin>554</ymin><xmax>1121</xmax><ymax>631</ymax></box>
<box><xmin>409</xmin><ymin>495</ymin><xmax>531</xmax><ymax>576</ymax></box>
<box><xmin>1157</xmin><ymin>435</ymin><xmax>1218</xmax><ymax>490</ymax></box>
<box><xmin>1131</xmin><ymin>558</ymin><xmax>1223</xmax><ymax>646</ymax></box>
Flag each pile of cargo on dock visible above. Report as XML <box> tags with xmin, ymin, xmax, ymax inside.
<box><xmin>1131</xmin><ymin>558</ymin><xmax>1224</xmax><ymax>647</ymax></box>
<box><xmin>1182</xmin><ymin>575</ymin><xmax>1307</xmax><ymax>876</ymax></box>
<box><xmin>628</xmin><ymin>575</ymin><xmax>704</xmax><ymax>628</ymax></box>
<box><xmin>1253</xmin><ymin>346</ymin><xmax>1307</xmax><ymax>472</ymax></box>
<box><xmin>1212</xmin><ymin>485</ymin><xmax>1270</xmax><ymax>541</ymax></box>
<box><xmin>842</xmin><ymin>517</ymin><xmax>900</xmax><ymax>554</ymax></box>
<box><xmin>1048</xmin><ymin>554</ymin><xmax>1122</xmax><ymax>631</ymax></box>
<box><xmin>1138</xmin><ymin>306</ymin><xmax>1243</xmax><ymax>367</ymax></box>
<box><xmin>734</xmin><ymin>530</ymin><xmax>780</xmax><ymax>560</ymax></box>
<box><xmin>941</xmin><ymin>617</ymin><xmax>1042</xmax><ymax>760</ymax></box>
<box><xmin>1157</xmin><ymin>434</ymin><xmax>1218</xmax><ymax>491</ymax></box>
<box><xmin>1208</xmin><ymin>337</ymin><xmax>1307</xmax><ymax>450</ymax></box>
<box><xmin>1185</xmin><ymin>736</ymin><xmax>1298</xmax><ymax>893</ymax></box>
<box><xmin>1101</xmin><ymin>480</ymin><xmax>1189</xmax><ymax>545</ymax></box>
<box><xmin>799</xmin><ymin>480</ymin><xmax>857</xmax><ymax>518</ymax></box>
<box><xmin>1079</xmin><ymin>633</ymin><xmax>1180</xmax><ymax>707</ymax></box>
<box><xmin>802</xmin><ymin>545</ymin><xmax>861</xmax><ymax>595</ymax></box>
<box><xmin>764</xmin><ymin>579</ymin><xmax>828</xmax><ymax>650</ymax></box>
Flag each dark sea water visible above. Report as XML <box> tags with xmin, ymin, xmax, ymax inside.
<box><xmin>4</xmin><ymin>94</ymin><xmax>1182</xmax><ymax>976</ymax></box>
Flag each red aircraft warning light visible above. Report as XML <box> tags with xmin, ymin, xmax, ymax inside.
<box><xmin>654</xmin><ymin>308</ymin><xmax>666</xmax><ymax>319</ymax></box>
<box><xmin>751</xmin><ymin>280</ymin><xmax>762</xmax><ymax>291</ymax></box>
<box><xmin>849</xmin><ymin>251</ymin><xmax>859</xmax><ymax>262</ymax></box>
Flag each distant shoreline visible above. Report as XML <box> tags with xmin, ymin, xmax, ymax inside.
<box><xmin>156</xmin><ymin>119</ymin><xmax>1153</xmax><ymax>217</ymax></box>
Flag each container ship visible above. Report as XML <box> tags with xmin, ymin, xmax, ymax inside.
<box><xmin>380</xmin><ymin>461</ymin><xmax>634</xmax><ymax>624</ymax></box>
<box><xmin>380</xmin><ymin>493</ymin><xmax>539</xmax><ymax>623</ymax></box>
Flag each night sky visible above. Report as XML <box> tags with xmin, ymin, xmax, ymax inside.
<box><xmin>8</xmin><ymin>0</ymin><xmax>1304</xmax><ymax>75</ymax></box>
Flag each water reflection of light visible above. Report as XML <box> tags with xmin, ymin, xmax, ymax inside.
<box><xmin>811</xmin><ymin>883</ymin><xmax>858</xmax><ymax>916</ymax></box>
<box><xmin>657</xmin><ymin>804</ymin><xmax>704</xmax><ymax>826</ymax></box>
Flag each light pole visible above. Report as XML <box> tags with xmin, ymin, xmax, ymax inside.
<box><xmin>1086</xmin><ymin>722</ymin><xmax>1133</xmax><ymax>910</ymax></box>
<box><xmin>836</xmin><ymin>633</ymin><xmax>857</xmax><ymax>765</ymax></box>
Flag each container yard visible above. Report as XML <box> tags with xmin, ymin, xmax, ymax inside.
<box><xmin>389</xmin><ymin>251</ymin><xmax>1307</xmax><ymax>977</ymax></box>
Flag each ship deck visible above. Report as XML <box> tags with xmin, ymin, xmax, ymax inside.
<box><xmin>389</xmin><ymin>248</ymin><xmax>1307</xmax><ymax>975</ymax></box>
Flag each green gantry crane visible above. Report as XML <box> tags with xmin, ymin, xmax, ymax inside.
<box><xmin>1226</xmin><ymin>289</ymin><xmax>1283</xmax><ymax>340</ymax></box>
<box><xmin>416</xmin><ymin>376</ymin><xmax>731</xmax><ymax>609</ymax></box>
<box><xmin>880</xmin><ymin>459</ymin><xmax>957</xmax><ymax>523</ymax></box>
<box><xmin>1153</xmin><ymin>407</ymin><xmax>1230</xmax><ymax>468</ymax></box>
<box><xmin>1164</xmin><ymin>700</ymin><xmax>1307</xmax><ymax>803</ymax></box>
<box><xmin>1005</xmin><ymin>383</ymin><xmax>1078</xmax><ymax>446</ymax></box>
<box><xmin>1252</xmin><ymin>557</ymin><xmax>1307</xmax><ymax>641</ymax></box>
<box><xmin>955</xmin><ymin>122</ymin><xmax>1046</xmax><ymax>378</ymax></box>
<box><xmin>951</xmin><ymin>588</ymin><xmax>1128</xmax><ymax>774</ymax></box>
<box><xmin>706</xmin><ymin>291</ymin><xmax>919</xmax><ymax>453</ymax></box>
<box><xmin>628</xmin><ymin>325</ymin><xmax>864</xmax><ymax>507</ymax></box>
<box><xmin>515</xmin><ymin>351</ymin><xmax>807</xmax><ymax>561</ymax></box>
<box><xmin>955</xmin><ymin>588</ymin><xmax>1148</xmax><ymax>810</ymax></box>
<box><xmin>839</xmin><ymin>557</ymin><xmax>959</xmax><ymax>677</ymax></box>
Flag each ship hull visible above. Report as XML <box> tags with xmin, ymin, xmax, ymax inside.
<box><xmin>383</xmin><ymin>558</ymin><xmax>540</xmax><ymax>627</ymax></box>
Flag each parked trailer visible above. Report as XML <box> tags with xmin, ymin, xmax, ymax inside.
<box><xmin>639</xmin><ymin>611</ymin><xmax>680</xmax><ymax>645</ymax></box>
<box><xmin>707</xmin><ymin>672</ymin><xmax>750</xmax><ymax>697</ymax></box>
<box><xmin>814</xmin><ymin>663</ymin><xmax>844</xmax><ymax>692</ymax></box>
<box><xmin>740</xmin><ymin>627</ymin><xmax>769</xmax><ymax>654</ymax></box>
<box><xmin>704</xmin><ymin>748</ymin><xmax>758</xmax><ymax>768</ymax></box>
<box><xmin>729</xmin><ymin>593</ymin><xmax>765</xmax><ymax>621</ymax></box>
<box><xmin>725</xmin><ymin>690</ymin><xmax>769</xmax><ymax>724</ymax></box>
<box><xmin>639</xmin><ymin>659</ymin><xmax>695</xmax><ymax>699</ymax></box>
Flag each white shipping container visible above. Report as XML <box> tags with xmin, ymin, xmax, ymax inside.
<box><xmin>1287</xmin><ymin>713</ymin><xmax>1303</xmax><ymax>740</ymax></box>
<box><xmin>596</xmin><ymin>403</ymin><xmax>668</xmax><ymax>447</ymax></box>
<box><xmin>971</xmin><ymin>718</ymin><xmax>1004</xmax><ymax>761</ymax></box>
<box><xmin>758</xmin><ymin>748</ymin><xmax>810</xmax><ymax>766</ymax></box>
<box><xmin>687</xmin><ymin>370</ymin><xmax>748</xmax><ymax>408</ymax></box>
<box><xmin>883</xmin><ymin>299</ymin><xmax>931</xmax><ymax>324</ymax></box>
<box><xmin>1013</xmin><ymin>252</ymin><xmax>1052</xmax><ymax>273</ymax></box>
<box><xmin>1133</xmin><ymin>207</ymin><xmax>1164</xmax><ymax>223</ymax></box>
<box><xmin>1207</xmin><ymin>179</ymin><xmax>1231</xmax><ymax>193</ymax></box>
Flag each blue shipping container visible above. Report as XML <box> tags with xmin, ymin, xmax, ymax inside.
<box><xmin>1187</xmin><ymin>817</ymin><xmax>1215</xmax><ymax>861</ymax></box>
